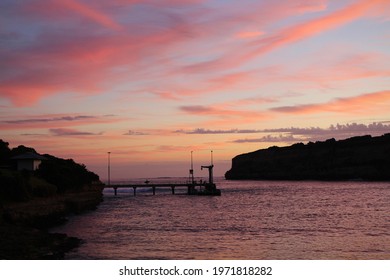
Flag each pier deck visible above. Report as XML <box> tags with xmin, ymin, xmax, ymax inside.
<box><xmin>105</xmin><ymin>182</ymin><xmax>215</xmax><ymax>196</ymax></box>
<box><xmin>104</xmin><ymin>183</ymin><xmax>208</xmax><ymax>196</ymax></box>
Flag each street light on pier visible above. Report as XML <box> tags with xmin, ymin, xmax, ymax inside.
<box><xmin>107</xmin><ymin>152</ymin><xmax>111</xmax><ymax>186</ymax></box>
<box><xmin>189</xmin><ymin>151</ymin><xmax>195</xmax><ymax>184</ymax></box>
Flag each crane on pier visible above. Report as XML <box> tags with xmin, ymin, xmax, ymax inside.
<box><xmin>201</xmin><ymin>150</ymin><xmax>214</xmax><ymax>184</ymax></box>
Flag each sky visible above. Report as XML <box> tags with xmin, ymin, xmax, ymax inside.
<box><xmin>1</xmin><ymin>0</ymin><xmax>389</xmax><ymax>180</ymax></box>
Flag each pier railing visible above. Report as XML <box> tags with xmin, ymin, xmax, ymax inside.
<box><xmin>105</xmin><ymin>180</ymin><xmax>209</xmax><ymax>196</ymax></box>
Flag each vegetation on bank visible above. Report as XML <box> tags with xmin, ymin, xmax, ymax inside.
<box><xmin>0</xmin><ymin>139</ymin><xmax>103</xmax><ymax>259</ymax></box>
<box><xmin>225</xmin><ymin>134</ymin><xmax>390</xmax><ymax>181</ymax></box>
<box><xmin>0</xmin><ymin>139</ymin><xmax>100</xmax><ymax>202</ymax></box>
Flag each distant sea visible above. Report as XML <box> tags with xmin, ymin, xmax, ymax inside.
<box><xmin>52</xmin><ymin>178</ymin><xmax>390</xmax><ymax>259</ymax></box>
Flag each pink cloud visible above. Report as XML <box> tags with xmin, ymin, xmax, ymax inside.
<box><xmin>1</xmin><ymin>0</ymin><xmax>388</xmax><ymax>108</ymax></box>
<box><xmin>145</xmin><ymin>66</ymin><xmax>283</xmax><ymax>101</ymax></box>
<box><xmin>179</xmin><ymin>104</ymin><xmax>270</xmax><ymax>126</ymax></box>
<box><xmin>0</xmin><ymin>114</ymin><xmax>123</xmax><ymax>130</ymax></box>
<box><xmin>183</xmin><ymin>0</ymin><xmax>389</xmax><ymax>74</ymax></box>
<box><xmin>150</xmin><ymin>91</ymin><xmax>182</xmax><ymax>101</ymax></box>
<box><xmin>0</xmin><ymin>19</ymin><xmax>192</xmax><ymax>106</ymax></box>
<box><xmin>243</xmin><ymin>0</ymin><xmax>389</xmax><ymax>60</ymax></box>
<box><xmin>1</xmin><ymin>0</ymin><xmax>207</xmax><ymax>106</ymax></box>
<box><xmin>176</xmin><ymin>89</ymin><xmax>390</xmax><ymax>128</ymax></box>
<box><xmin>272</xmin><ymin>90</ymin><xmax>390</xmax><ymax>115</ymax></box>
<box><xmin>56</xmin><ymin>0</ymin><xmax>123</xmax><ymax>31</ymax></box>
<box><xmin>179</xmin><ymin>105</ymin><xmax>265</xmax><ymax>119</ymax></box>
<box><xmin>279</xmin><ymin>52</ymin><xmax>390</xmax><ymax>90</ymax></box>
<box><xmin>235</xmin><ymin>30</ymin><xmax>265</xmax><ymax>39</ymax></box>
<box><xmin>218</xmin><ymin>96</ymin><xmax>279</xmax><ymax>108</ymax></box>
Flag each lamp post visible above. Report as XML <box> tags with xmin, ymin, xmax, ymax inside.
<box><xmin>190</xmin><ymin>151</ymin><xmax>194</xmax><ymax>184</ymax></box>
<box><xmin>107</xmin><ymin>152</ymin><xmax>111</xmax><ymax>186</ymax></box>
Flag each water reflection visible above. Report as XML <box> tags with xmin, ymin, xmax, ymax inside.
<box><xmin>53</xmin><ymin>180</ymin><xmax>390</xmax><ymax>259</ymax></box>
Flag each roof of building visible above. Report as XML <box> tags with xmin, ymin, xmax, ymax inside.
<box><xmin>11</xmin><ymin>152</ymin><xmax>47</xmax><ymax>161</ymax></box>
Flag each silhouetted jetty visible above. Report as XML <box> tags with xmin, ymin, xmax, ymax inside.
<box><xmin>107</xmin><ymin>181</ymin><xmax>221</xmax><ymax>196</ymax></box>
<box><xmin>106</xmin><ymin>151</ymin><xmax>221</xmax><ymax>196</ymax></box>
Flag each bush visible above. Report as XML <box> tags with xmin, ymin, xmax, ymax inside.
<box><xmin>0</xmin><ymin>170</ymin><xmax>30</xmax><ymax>202</ymax></box>
<box><xmin>36</xmin><ymin>155</ymin><xmax>100</xmax><ymax>193</ymax></box>
<box><xmin>29</xmin><ymin>177</ymin><xmax>57</xmax><ymax>197</ymax></box>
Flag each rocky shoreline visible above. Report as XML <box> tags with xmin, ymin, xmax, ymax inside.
<box><xmin>0</xmin><ymin>185</ymin><xmax>103</xmax><ymax>259</ymax></box>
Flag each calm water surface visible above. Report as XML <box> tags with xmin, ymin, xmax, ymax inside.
<box><xmin>53</xmin><ymin>179</ymin><xmax>390</xmax><ymax>259</ymax></box>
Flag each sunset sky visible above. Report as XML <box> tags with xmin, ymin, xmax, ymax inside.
<box><xmin>1</xmin><ymin>0</ymin><xmax>389</xmax><ymax>180</ymax></box>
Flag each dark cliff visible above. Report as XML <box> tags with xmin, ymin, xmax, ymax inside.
<box><xmin>225</xmin><ymin>134</ymin><xmax>390</xmax><ymax>181</ymax></box>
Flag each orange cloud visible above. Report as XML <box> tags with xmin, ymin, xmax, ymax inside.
<box><xmin>146</xmin><ymin>66</ymin><xmax>282</xmax><ymax>101</ymax></box>
<box><xmin>178</xmin><ymin>103</ymin><xmax>271</xmax><ymax>128</ymax></box>
<box><xmin>272</xmin><ymin>90</ymin><xmax>390</xmax><ymax>115</ymax></box>
<box><xmin>179</xmin><ymin>105</ymin><xmax>265</xmax><ymax>119</ymax></box>
<box><xmin>218</xmin><ymin>96</ymin><xmax>279</xmax><ymax>108</ymax></box>
<box><xmin>279</xmin><ymin>52</ymin><xmax>390</xmax><ymax>90</ymax></box>
<box><xmin>236</xmin><ymin>30</ymin><xmax>264</xmax><ymax>39</ymax></box>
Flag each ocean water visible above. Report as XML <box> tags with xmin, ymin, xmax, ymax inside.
<box><xmin>53</xmin><ymin>179</ymin><xmax>390</xmax><ymax>259</ymax></box>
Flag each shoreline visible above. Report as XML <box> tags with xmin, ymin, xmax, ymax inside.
<box><xmin>224</xmin><ymin>178</ymin><xmax>390</xmax><ymax>182</ymax></box>
<box><xmin>0</xmin><ymin>185</ymin><xmax>103</xmax><ymax>259</ymax></box>
<box><xmin>0</xmin><ymin>223</ymin><xmax>82</xmax><ymax>259</ymax></box>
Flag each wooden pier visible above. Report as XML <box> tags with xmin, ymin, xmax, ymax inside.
<box><xmin>105</xmin><ymin>181</ymin><xmax>220</xmax><ymax>196</ymax></box>
<box><xmin>105</xmin><ymin>151</ymin><xmax>221</xmax><ymax>196</ymax></box>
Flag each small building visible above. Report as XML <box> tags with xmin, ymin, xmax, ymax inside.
<box><xmin>11</xmin><ymin>152</ymin><xmax>47</xmax><ymax>171</ymax></box>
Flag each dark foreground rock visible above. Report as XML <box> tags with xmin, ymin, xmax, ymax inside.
<box><xmin>225</xmin><ymin>134</ymin><xmax>390</xmax><ymax>181</ymax></box>
<box><xmin>0</xmin><ymin>224</ymin><xmax>81</xmax><ymax>259</ymax></box>
<box><xmin>0</xmin><ymin>185</ymin><xmax>103</xmax><ymax>259</ymax></box>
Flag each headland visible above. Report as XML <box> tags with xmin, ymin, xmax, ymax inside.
<box><xmin>225</xmin><ymin>134</ymin><xmax>390</xmax><ymax>181</ymax></box>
